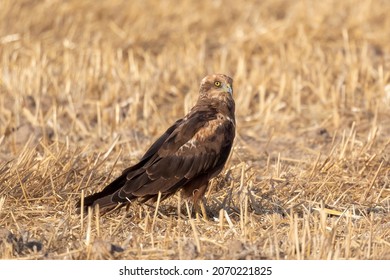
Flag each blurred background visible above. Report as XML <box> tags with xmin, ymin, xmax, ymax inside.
<box><xmin>1</xmin><ymin>0</ymin><xmax>389</xmax><ymax>151</ymax></box>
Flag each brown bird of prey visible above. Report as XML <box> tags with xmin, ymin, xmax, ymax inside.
<box><xmin>77</xmin><ymin>74</ymin><xmax>235</xmax><ymax>212</ymax></box>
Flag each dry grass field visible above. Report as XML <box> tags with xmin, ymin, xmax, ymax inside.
<box><xmin>0</xmin><ymin>0</ymin><xmax>390</xmax><ymax>260</ymax></box>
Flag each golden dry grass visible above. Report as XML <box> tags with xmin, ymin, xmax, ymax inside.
<box><xmin>0</xmin><ymin>0</ymin><xmax>390</xmax><ymax>260</ymax></box>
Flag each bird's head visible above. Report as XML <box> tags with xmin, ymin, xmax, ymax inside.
<box><xmin>199</xmin><ymin>74</ymin><xmax>233</xmax><ymax>100</ymax></box>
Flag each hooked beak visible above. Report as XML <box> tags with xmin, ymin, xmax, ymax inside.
<box><xmin>223</xmin><ymin>84</ymin><xmax>233</xmax><ymax>95</ymax></box>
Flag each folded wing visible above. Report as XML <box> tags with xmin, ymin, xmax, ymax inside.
<box><xmin>80</xmin><ymin>106</ymin><xmax>235</xmax><ymax>210</ymax></box>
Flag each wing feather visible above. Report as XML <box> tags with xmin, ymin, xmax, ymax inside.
<box><xmin>113</xmin><ymin>108</ymin><xmax>218</xmax><ymax>194</ymax></box>
<box><xmin>78</xmin><ymin>103</ymin><xmax>235</xmax><ymax>210</ymax></box>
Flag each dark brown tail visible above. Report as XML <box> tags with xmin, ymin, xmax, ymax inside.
<box><xmin>75</xmin><ymin>172</ymin><xmax>128</xmax><ymax>212</ymax></box>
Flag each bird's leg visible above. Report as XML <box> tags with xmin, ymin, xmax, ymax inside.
<box><xmin>199</xmin><ymin>198</ymin><xmax>209</xmax><ymax>220</ymax></box>
<box><xmin>192</xmin><ymin>184</ymin><xmax>209</xmax><ymax>219</ymax></box>
<box><xmin>193</xmin><ymin>200</ymin><xmax>204</xmax><ymax>220</ymax></box>
<box><xmin>194</xmin><ymin>198</ymin><xmax>211</xmax><ymax>221</ymax></box>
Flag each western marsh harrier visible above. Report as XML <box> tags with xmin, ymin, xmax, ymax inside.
<box><xmin>77</xmin><ymin>74</ymin><xmax>235</xmax><ymax>212</ymax></box>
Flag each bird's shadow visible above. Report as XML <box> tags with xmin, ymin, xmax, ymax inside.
<box><xmin>117</xmin><ymin>185</ymin><xmax>288</xmax><ymax>223</ymax></box>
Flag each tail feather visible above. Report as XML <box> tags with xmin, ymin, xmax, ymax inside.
<box><xmin>75</xmin><ymin>172</ymin><xmax>128</xmax><ymax>211</ymax></box>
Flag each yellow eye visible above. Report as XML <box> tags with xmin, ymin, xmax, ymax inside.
<box><xmin>214</xmin><ymin>81</ymin><xmax>221</xmax><ymax>87</ymax></box>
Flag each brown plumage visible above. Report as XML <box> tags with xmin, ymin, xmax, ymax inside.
<box><xmin>76</xmin><ymin>74</ymin><xmax>235</xmax><ymax>212</ymax></box>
